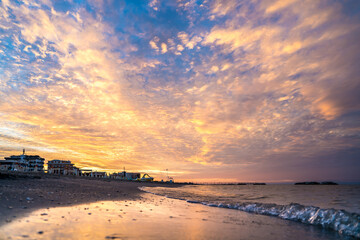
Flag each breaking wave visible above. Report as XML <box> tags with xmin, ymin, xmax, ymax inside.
<box><xmin>139</xmin><ymin>186</ymin><xmax>360</xmax><ymax>238</ymax></box>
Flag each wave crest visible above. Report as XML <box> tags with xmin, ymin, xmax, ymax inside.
<box><xmin>139</xmin><ymin>187</ymin><xmax>360</xmax><ymax>238</ymax></box>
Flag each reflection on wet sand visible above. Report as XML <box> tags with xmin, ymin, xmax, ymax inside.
<box><xmin>0</xmin><ymin>194</ymin><xmax>342</xmax><ymax>240</ymax></box>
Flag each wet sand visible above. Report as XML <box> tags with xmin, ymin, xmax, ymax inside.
<box><xmin>0</xmin><ymin>172</ymin><xmax>175</xmax><ymax>224</ymax></box>
<box><xmin>0</xmin><ymin>194</ymin><xmax>345</xmax><ymax>240</ymax></box>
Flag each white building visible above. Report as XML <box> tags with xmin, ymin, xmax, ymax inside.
<box><xmin>0</xmin><ymin>149</ymin><xmax>44</xmax><ymax>172</ymax></box>
<box><xmin>48</xmin><ymin>160</ymin><xmax>80</xmax><ymax>175</ymax></box>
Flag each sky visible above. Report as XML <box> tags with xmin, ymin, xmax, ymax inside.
<box><xmin>0</xmin><ymin>0</ymin><xmax>359</xmax><ymax>183</ymax></box>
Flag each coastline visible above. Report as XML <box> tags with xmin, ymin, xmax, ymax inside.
<box><xmin>0</xmin><ymin>172</ymin><xmax>177</xmax><ymax>224</ymax></box>
<box><xmin>0</xmin><ymin>174</ymin><xmax>354</xmax><ymax>239</ymax></box>
<box><xmin>0</xmin><ymin>192</ymin><xmax>343</xmax><ymax>240</ymax></box>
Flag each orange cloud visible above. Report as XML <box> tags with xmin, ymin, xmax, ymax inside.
<box><xmin>0</xmin><ymin>0</ymin><xmax>359</xmax><ymax>182</ymax></box>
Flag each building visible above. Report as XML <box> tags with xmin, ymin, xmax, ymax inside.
<box><xmin>109</xmin><ymin>171</ymin><xmax>153</xmax><ymax>181</ymax></box>
<box><xmin>109</xmin><ymin>171</ymin><xmax>126</xmax><ymax>179</ymax></box>
<box><xmin>0</xmin><ymin>149</ymin><xmax>44</xmax><ymax>172</ymax></box>
<box><xmin>91</xmin><ymin>171</ymin><xmax>107</xmax><ymax>178</ymax></box>
<box><xmin>48</xmin><ymin>160</ymin><xmax>80</xmax><ymax>175</ymax></box>
<box><xmin>109</xmin><ymin>171</ymin><xmax>139</xmax><ymax>180</ymax></box>
<box><xmin>77</xmin><ymin>169</ymin><xmax>107</xmax><ymax>178</ymax></box>
<box><xmin>125</xmin><ymin>172</ymin><xmax>141</xmax><ymax>180</ymax></box>
<box><xmin>79</xmin><ymin>169</ymin><xmax>92</xmax><ymax>177</ymax></box>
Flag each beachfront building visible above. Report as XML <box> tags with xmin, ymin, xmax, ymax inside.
<box><xmin>80</xmin><ymin>169</ymin><xmax>92</xmax><ymax>177</ymax></box>
<box><xmin>126</xmin><ymin>172</ymin><xmax>141</xmax><ymax>180</ymax></box>
<box><xmin>113</xmin><ymin>172</ymin><xmax>140</xmax><ymax>180</ymax></box>
<box><xmin>91</xmin><ymin>171</ymin><xmax>107</xmax><ymax>178</ymax></box>
<box><xmin>0</xmin><ymin>149</ymin><xmax>45</xmax><ymax>172</ymax></box>
<box><xmin>48</xmin><ymin>160</ymin><xmax>80</xmax><ymax>175</ymax></box>
<box><xmin>109</xmin><ymin>171</ymin><xmax>153</xmax><ymax>181</ymax></box>
<box><xmin>77</xmin><ymin>169</ymin><xmax>107</xmax><ymax>178</ymax></box>
<box><xmin>109</xmin><ymin>171</ymin><xmax>126</xmax><ymax>179</ymax></box>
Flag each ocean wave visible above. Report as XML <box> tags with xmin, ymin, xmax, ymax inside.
<box><xmin>139</xmin><ymin>187</ymin><xmax>360</xmax><ymax>238</ymax></box>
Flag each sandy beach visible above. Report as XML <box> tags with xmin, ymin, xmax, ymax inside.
<box><xmin>0</xmin><ymin>172</ymin><xmax>173</xmax><ymax>224</ymax></box>
<box><xmin>0</xmin><ymin>172</ymin><xmax>351</xmax><ymax>239</ymax></box>
<box><xmin>0</xmin><ymin>191</ymin><xmax>344</xmax><ymax>240</ymax></box>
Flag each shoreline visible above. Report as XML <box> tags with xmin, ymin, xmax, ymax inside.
<box><xmin>0</xmin><ymin>172</ymin><xmax>179</xmax><ymax>224</ymax></box>
<box><xmin>0</xmin><ymin>173</ymin><xmax>354</xmax><ymax>239</ymax></box>
<box><xmin>0</xmin><ymin>192</ymin><xmax>343</xmax><ymax>240</ymax></box>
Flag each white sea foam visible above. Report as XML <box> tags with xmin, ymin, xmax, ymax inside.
<box><xmin>139</xmin><ymin>186</ymin><xmax>360</xmax><ymax>238</ymax></box>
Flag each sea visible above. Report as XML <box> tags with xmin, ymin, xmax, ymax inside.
<box><xmin>140</xmin><ymin>184</ymin><xmax>360</xmax><ymax>238</ymax></box>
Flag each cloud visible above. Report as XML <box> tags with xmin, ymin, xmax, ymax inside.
<box><xmin>177</xmin><ymin>44</ymin><xmax>184</xmax><ymax>52</ymax></box>
<box><xmin>0</xmin><ymin>0</ymin><xmax>359</xmax><ymax>182</ymax></box>
<box><xmin>150</xmin><ymin>40</ymin><xmax>159</xmax><ymax>50</ymax></box>
<box><xmin>161</xmin><ymin>42</ymin><xmax>167</xmax><ymax>53</ymax></box>
<box><xmin>209</xmin><ymin>0</ymin><xmax>240</xmax><ymax>17</ymax></box>
<box><xmin>149</xmin><ymin>0</ymin><xmax>159</xmax><ymax>11</ymax></box>
<box><xmin>178</xmin><ymin>31</ymin><xmax>202</xmax><ymax>49</ymax></box>
<box><xmin>264</xmin><ymin>0</ymin><xmax>299</xmax><ymax>14</ymax></box>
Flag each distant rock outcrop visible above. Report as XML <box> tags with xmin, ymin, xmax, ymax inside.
<box><xmin>320</xmin><ymin>181</ymin><xmax>338</xmax><ymax>185</ymax></box>
<box><xmin>294</xmin><ymin>181</ymin><xmax>338</xmax><ymax>185</ymax></box>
